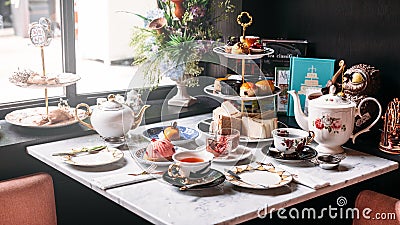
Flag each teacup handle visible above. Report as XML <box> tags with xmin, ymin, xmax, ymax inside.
<box><xmin>351</xmin><ymin>97</ymin><xmax>382</xmax><ymax>143</ymax></box>
<box><xmin>306</xmin><ymin>131</ymin><xmax>315</xmax><ymax>145</ymax></box>
<box><xmin>167</xmin><ymin>163</ymin><xmax>184</xmax><ymax>179</ymax></box>
<box><xmin>75</xmin><ymin>103</ymin><xmax>93</xmax><ymax>130</ymax></box>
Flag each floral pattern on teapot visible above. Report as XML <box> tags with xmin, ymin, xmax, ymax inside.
<box><xmin>312</xmin><ymin>115</ymin><xmax>347</xmax><ymax>134</ymax></box>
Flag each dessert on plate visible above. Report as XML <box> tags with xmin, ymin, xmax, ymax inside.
<box><xmin>163</xmin><ymin>121</ymin><xmax>180</xmax><ymax>141</ymax></box>
<box><xmin>9</xmin><ymin>69</ymin><xmax>60</xmax><ymax>86</ymax></box>
<box><xmin>144</xmin><ymin>139</ymin><xmax>176</xmax><ymax>162</ymax></box>
<box><xmin>210</xmin><ymin>101</ymin><xmax>277</xmax><ymax>139</ymax></box>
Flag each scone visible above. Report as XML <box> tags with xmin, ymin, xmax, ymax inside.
<box><xmin>240</xmin><ymin>82</ymin><xmax>257</xmax><ymax>97</ymax></box>
<box><xmin>255</xmin><ymin>80</ymin><xmax>275</xmax><ymax>95</ymax></box>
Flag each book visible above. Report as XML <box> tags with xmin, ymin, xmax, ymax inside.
<box><xmin>274</xmin><ymin>66</ymin><xmax>290</xmax><ymax>113</ymax></box>
<box><xmin>287</xmin><ymin>57</ymin><xmax>335</xmax><ymax>116</ymax></box>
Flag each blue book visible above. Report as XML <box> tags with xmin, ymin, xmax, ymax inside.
<box><xmin>287</xmin><ymin>57</ymin><xmax>335</xmax><ymax>116</ymax></box>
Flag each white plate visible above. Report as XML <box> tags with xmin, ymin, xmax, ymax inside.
<box><xmin>58</xmin><ymin>147</ymin><xmax>123</xmax><ymax>167</ymax></box>
<box><xmin>132</xmin><ymin>148</ymin><xmax>174</xmax><ymax>167</ymax></box>
<box><xmin>203</xmin><ymin>84</ymin><xmax>281</xmax><ymax>101</ymax></box>
<box><xmin>213</xmin><ymin>46</ymin><xmax>274</xmax><ymax>60</ymax></box>
<box><xmin>204</xmin><ymin>145</ymin><xmax>253</xmax><ymax>163</ymax></box>
<box><xmin>196</xmin><ymin>118</ymin><xmax>273</xmax><ymax>143</ymax></box>
<box><xmin>5</xmin><ymin>106</ymin><xmax>88</xmax><ymax>128</ymax></box>
<box><xmin>226</xmin><ymin>164</ymin><xmax>292</xmax><ymax>189</ymax></box>
<box><xmin>10</xmin><ymin>73</ymin><xmax>81</xmax><ymax>88</ymax></box>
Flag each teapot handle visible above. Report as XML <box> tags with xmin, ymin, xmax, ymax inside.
<box><xmin>75</xmin><ymin>103</ymin><xmax>94</xmax><ymax>130</ymax></box>
<box><xmin>351</xmin><ymin>97</ymin><xmax>382</xmax><ymax>143</ymax></box>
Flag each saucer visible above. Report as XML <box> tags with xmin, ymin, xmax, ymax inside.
<box><xmin>162</xmin><ymin>169</ymin><xmax>225</xmax><ymax>189</ymax></box>
<box><xmin>261</xmin><ymin>145</ymin><xmax>318</xmax><ymax>163</ymax></box>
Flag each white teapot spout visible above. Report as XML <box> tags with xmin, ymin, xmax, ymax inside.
<box><xmin>287</xmin><ymin>90</ymin><xmax>309</xmax><ymax>130</ymax></box>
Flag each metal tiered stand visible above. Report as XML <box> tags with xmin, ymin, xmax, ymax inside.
<box><xmin>5</xmin><ymin>17</ymin><xmax>85</xmax><ymax>128</ymax></box>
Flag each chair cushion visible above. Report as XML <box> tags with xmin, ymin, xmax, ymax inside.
<box><xmin>0</xmin><ymin>172</ymin><xmax>57</xmax><ymax>225</ymax></box>
<box><xmin>353</xmin><ymin>190</ymin><xmax>400</xmax><ymax>225</ymax></box>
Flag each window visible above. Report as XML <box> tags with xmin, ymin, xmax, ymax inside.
<box><xmin>0</xmin><ymin>0</ymin><xmax>174</xmax><ymax>119</ymax></box>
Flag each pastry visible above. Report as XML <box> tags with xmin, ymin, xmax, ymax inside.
<box><xmin>144</xmin><ymin>139</ymin><xmax>175</xmax><ymax>162</ymax></box>
<box><xmin>240</xmin><ymin>82</ymin><xmax>257</xmax><ymax>97</ymax></box>
<box><xmin>213</xmin><ymin>77</ymin><xmax>228</xmax><ymax>93</ymax></box>
<box><xmin>36</xmin><ymin>108</ymin><xmax>74</xmax><ymax>126</ymax></box>
<box><xmin>255</xmin><ymin>80</ymin><xmax>275</xmax><ymax>95</ymax></box>
<box><xmin>163</xmin><ymin>121</ymin><xmax>180</xmax><ymax>141</ymax></box>
<box><xmin>231</xmin><ymin>42</ymin><xmax>249</xmax><ymax>55</ymax></box>
<box><xmin>225</xmin><ymin>36</ymin><xmax>238</xmax><ymax>53</ymax></box>
<box><xmin>27</xmin><ymin>74</ymin><xmax>47</xmax><ymax>85</ymax></box>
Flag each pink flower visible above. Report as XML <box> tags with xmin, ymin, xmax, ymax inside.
<box><xmin>331</xmin><ymin>119</ymin><xmax>342</xmax><ymax>130</ymax></box>
<box><xmin>315</xmin><ymin>118</ymin><xmax>324</xmax><ymax>129</ymax></box>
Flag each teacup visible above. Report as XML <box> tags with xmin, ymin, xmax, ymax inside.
<box><xmin>168</xmin><ymin>150</ymin><xmax>214</xmax><ymax>179</ymax></box>
<box><xmin>271</xmin><ymin>128</ymin><xmax>315</xmax><ymax>154</ymax></box>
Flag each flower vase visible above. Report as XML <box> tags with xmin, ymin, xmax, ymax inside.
<box><xmin>171</xmin><ymin>0</ymin><xmax>185</xmax><ymax>20</ymax></box>
<box><xmin>168</xmin><ymin>80</ymin><xmax>197</xmax><ymax>107</ymax></box>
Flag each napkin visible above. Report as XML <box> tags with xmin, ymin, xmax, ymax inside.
<box><xmin>92</xmin><ymin>173</ymin><xmax>161</xmax><ymax>190</ymax></box>
<box><xmin>278</xmin><ymin>165</ymin><xmax>330</xmax><ymax>190</ymax></box>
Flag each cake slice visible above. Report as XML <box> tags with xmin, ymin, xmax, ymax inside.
<box><xmin>211</xmin><ymin>101</ymin><xmax>242</xmax><ymax>133</ymax></box>
<box><xmin>241</xmin><ymin>117</ymin><xmax>278</xmax><ymax>139</ymax></box>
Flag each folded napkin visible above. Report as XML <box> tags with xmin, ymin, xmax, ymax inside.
<box><xmin>92</xmin><ymin>173</ymin><xmax>161</xmax><ymax>190</ymax></box>
<box><xmin>278</xmin><ymin>165</ymin><xmax>330</xmax><ymax>190</ymax></box>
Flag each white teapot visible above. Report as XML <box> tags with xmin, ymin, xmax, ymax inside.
<box><xmin>288</xmin><ymin>90</ymin><xmax>381</xmax><ymax>154</ymax></box>
<box><xmin>75</xmin><ymin>94</ymin><xmax>150</xmax><ymax>140</ymax></box>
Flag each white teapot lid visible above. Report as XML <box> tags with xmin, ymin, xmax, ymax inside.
<box><xmin>309</xmin><ymin>86</ymin><xmax>355</xmax><ymax>108</ymax></box>
<box><xmin>100</xmin><ymin>94</ymin><xmax>123</xmax><ymax>111</ymax></box>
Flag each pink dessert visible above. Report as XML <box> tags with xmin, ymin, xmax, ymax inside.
<box><xmin>144</xmin><ymin>139</ymin><xmax>175</xmax><ymax>162</ymax></box>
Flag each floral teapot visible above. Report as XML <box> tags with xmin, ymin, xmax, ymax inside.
<box><xmin>288</xmin><ymin>89</ymin><xmax>381</xmax><ymax>154</ymax></box>
<box><xmin>75</xmin><ymin>94</ymin><xmax>150</xmax><ymax>141</ymax></box>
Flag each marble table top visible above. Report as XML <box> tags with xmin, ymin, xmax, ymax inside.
<box><xmin>26</xmin><ymin>113</ymin><xmax>399</xmax><ymax>225</ymax></box>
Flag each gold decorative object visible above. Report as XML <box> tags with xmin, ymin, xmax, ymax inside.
<box><xmin>379</xmin><ymin>98</ymin><xmax>400</xmax><ymax>154</ymax></box>
<box><xmin>236</xmin><ymin>11</ymin><xmax>253</xmax><ymax>42</ymax></box>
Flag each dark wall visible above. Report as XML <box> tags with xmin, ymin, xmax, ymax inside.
<box><xmin>243</xmin><ymin>0</ymin><xmax>400</xmax><ymax>107</ymax></box>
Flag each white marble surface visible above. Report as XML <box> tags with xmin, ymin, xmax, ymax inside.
<box><xmin>26</xmin><ymin>113</ymin><xmax>399</xmax><ymax>225</ymax></box>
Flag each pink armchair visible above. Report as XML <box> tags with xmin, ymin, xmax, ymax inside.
<box><xmin>353</xmin><ymin>190</ymin><xmax>400</xmax><ymax>225</ymax></box>
<box><xmin>0</xmin><ymin>172</ymin><xmax>57</xmax><ymax>225</ymax></box>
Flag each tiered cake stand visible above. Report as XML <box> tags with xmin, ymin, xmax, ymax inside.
<box><xmin>6</xmin><ymin>73</ymin><xmax>86</xmax><ymax>128</ymax></box>
<box><xmin>5</xmin><ymin>17</ymin><xmax>86</xmax><ymax>128</ymax></box>
<box><xmin>207</xmin><ymin>45</ymin><xmax>278</xmax><ymax>112</ymax></box>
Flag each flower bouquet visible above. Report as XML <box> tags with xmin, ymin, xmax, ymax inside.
<box><xmin>129</xmin><ymin>0</ymin><xmax>235</xmax><ymax>106</ymax></box>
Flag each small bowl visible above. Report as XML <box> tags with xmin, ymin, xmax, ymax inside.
<box><xmin>317</xmin><ymin>155</ymin><xmax>341</xmax><ymax>170</ymax></box>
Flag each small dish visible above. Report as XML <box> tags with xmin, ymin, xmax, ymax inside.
<box><xmin>162</xmin><ymin>169</ymin><xmax>225</xmax><ymax>190</ymax></box>
<box><xmin>142</xmin><ymin>126</ymin><xmax>199</xmax><ymax>145</ymax></box>
<box><xmin>261</xmin><ymin>145</ymin><xmax>318</xmax><ymax>163</ymax></box>
<box><xmin>198</xmin><ymin>145</ymin><xmax>253</xmax><ymax>163</ymax></box>
<box><xmin>317</xmin><ymin>155</ymin><xmax>341</xmax><ymax>170</ymax></box>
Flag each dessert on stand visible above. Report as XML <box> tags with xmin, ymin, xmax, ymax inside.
<box><xmin>5</xmin><ymin>17</ymin><xmax>85</xmax><ymax>128</ymax></box>
<box><xmin>201</xmin><ymin>12</ymin><xmax>279</xmax><ymax>144</ymax></box>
